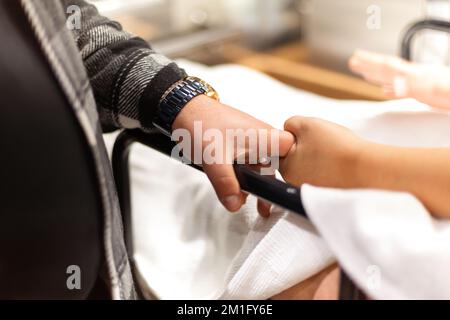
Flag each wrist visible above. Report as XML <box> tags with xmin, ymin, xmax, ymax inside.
<box><xmin>172</xmin><ymin>94</ymin><xmax>220</xmax><ymax>132</ymax></box>
<box><xmin>354</xmin><ymin>141</ymin><xmax>380</xmax><ymax>189</ymax></box>
<box><xmin>153</xmin><ymin>77</ymin><xmax>220</xmax><ymax>136</ymax></box>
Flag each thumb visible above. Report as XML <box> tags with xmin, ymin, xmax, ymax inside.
<box><xmin>284</xmin><ymin>116</ymin><xmax>308</xmax><ymax>136</ymax></box>
<box><xmin>203</xmin><ymin>163</ymin><xmax>244</xmax><ymax>212</ymax></box>
<box><xmin>276</xmin><ymin>130</ymin><xmax>295</xmax><ymax>157</ymax></box>
<box><xmin>258</xmin><ymin>128</ymin><xmax>295</xmax><ymax>172</ymax></box>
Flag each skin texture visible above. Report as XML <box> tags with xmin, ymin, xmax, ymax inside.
<box><xmin>349</xmin><ymin>50</ymin><xmax>450</xmax><ymax>110</ymax></box>
<box><xmin>280</xmin><ymin>116</ymin><xmax>450</xmax><ymax>219</ymax></box>
<box><xmin>272</xmin><ymin>264</ymin><xmax>339</xmax><ymax>300</ymax></box>
<box><xmin>173</xmin><ymin>95</ymin><xmax>295</xmax><ymax>214</ymax></box>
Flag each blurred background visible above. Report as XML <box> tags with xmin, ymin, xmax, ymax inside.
<box><xmin>90</xmin><ymin>0</ymin><xmax>450</xmax><ymax>100</ymax></box>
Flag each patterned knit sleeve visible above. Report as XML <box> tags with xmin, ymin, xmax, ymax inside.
<box><xmin>62</xmin><ymin>0</ymin><xmax>187</xmax><ymax>132</ymax></box>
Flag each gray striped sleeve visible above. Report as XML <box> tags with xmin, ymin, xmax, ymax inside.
<box><xmin>62</xmin><ymin>0</ymin><xmax>187</xmax><ymax>131</ymax></box>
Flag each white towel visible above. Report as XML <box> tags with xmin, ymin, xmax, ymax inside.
<box><xmin>303</xmin><ymin>186</ymin><xmax>450</xmax><ymax>299</ymax></box>
<box><xmin>102</xmin><ymin>137</ymin><xmax>334</xmax><ymax>300</ymax></box>
<box><xmin>104</xmin><ymin>60</ymin><xmax>450</xmax><ymax>299</ymax></box>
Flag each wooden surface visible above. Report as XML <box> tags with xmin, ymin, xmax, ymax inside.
<box><xmin>219</xmin><ymin>42</ymin><xmax>389</xmax><ymax>101</ymax></box>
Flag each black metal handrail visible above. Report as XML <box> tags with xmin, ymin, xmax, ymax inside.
<box><xmin>112</xmin><ymin>129</ymin><xmax>308</xmax><ymax>256</ymax></box>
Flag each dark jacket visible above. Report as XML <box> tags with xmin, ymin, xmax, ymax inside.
<box><xmin>20</xmin><ymin>0</ymin><xmax>187</xmax><ymax>299</ymax></box>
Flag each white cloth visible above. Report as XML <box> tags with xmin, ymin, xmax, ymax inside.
<box><xmin>104</xmin><ymin>60</ymin><xmax>450</xmax><ymax>299</ymax></box>
<box><xmin>303</xmin><ymin>186</ymin><xmax>450</xmax><ymax>300</ymax></box>
<box><xmin>103</xmin><ymin>138</ymin><xmax>334</xmax><ymax>300</ymax></box>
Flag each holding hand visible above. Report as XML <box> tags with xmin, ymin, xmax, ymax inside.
<box><xmin>279</xmin><ymin>116</ymin><xmax>366</xmax><ymax>188</ymax></box>
<box><xmin>173</xmin><ymin>95</ymin><xmax>295</xmax><ymax>213</ymax></box>
<box><xmin>279</xmin><ymin>116</ymin><xmax>450</xmax><ymax>219</ymax></box>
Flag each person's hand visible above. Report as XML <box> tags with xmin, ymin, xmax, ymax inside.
<box><xmin>280</xmin><ymin>116</ymin><xmax>366</xmax><ymax>188</ymax></box>
<box><xmin>349</xmin><ymin>49</ymin><xmax>420</xmax><ymax>98</ymax></box>
<box><xmin>173</xmin><ymin>95</ymin><xmax>295</xmax><ymax>214</ymax></box>
<box><xmin>349</xmin><ymin>50</ymin><xmax>450</xmax><ymax>110</ymax></box>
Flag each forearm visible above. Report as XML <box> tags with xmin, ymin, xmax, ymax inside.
<box><xmin>356</xmin><ymin>143</ymin><xmax>450</xmax><ymax>218</ymax></box>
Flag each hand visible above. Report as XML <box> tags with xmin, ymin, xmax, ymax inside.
<box><xmin>349</xmin><ymin>50</ymin><xmax>450</xmax><ymax>110</ymax></box>
<box><xmin>349</xmin><ymin>49</ymin><xmax>415</xmax><ymax>97</ymax></box>
<box><xmin>281</xmin><ymin>117</ymin><xmax>450</xmax><ymax>220</ymax></box>
<box><xmin>173</xmin><ymin>95</ymin><xmax>295</xmax><ymax>213</ymax></box>
<box><xmin>280</xmin><ymin>116</ymin><xmax>366</xmax><ymax>188</ymax></box>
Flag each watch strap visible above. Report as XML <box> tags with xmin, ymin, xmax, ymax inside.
<box><xmin>152</xmin><ymin>77</ymin><xmax>217</xmax><ymax>136</ymax></box>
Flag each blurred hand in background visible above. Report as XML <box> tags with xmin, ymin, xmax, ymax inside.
<box><xmin>349</xmin><ymin>50</ymin><xmax>450</xmax><ymax>111</ymax></box>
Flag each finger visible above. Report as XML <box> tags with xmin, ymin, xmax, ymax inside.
<box><xmin>257</xmin><ymin>199</ymin><xmax>272</xmax><ymax>218</ymax></box>
<box><xmin>284</xmin><ymin>116</ymin><xmax>308</xmax><ymax>136</ymax></box>
<box><xmin>349</xmin><ymin>50</ymin><xmax>394</xmax><ymax>82</ymax></box>
<box><xmin>349</xmin><ymin>50</ymin><xmax>383</xmax><ymax>75</ymax></box>
<box><xmin>277</xmin><ymin>130</ymin><xmax>295</xmax><ymax>156</ymax></box>
<box><xmin>381</xmin><ymin>85</ymin><xmax>397</xmax><ymax>98</ymax></box>
<box><xmin>243</xmin><ymin>129</ymin><xmax>294</xmax><ymax>174</ymax></box>
<box><xmin>350</xmin><ymin>50</ymin><xmax>411</xmax><ymax>86</ymax></box>
<box><xmin>254</xmin><ymin>128</ymin><xmax>295</xmax><ymax>158</ymax></box>
<box><xmin>203</xmin><ymin>163</ymin><xmax>244</xmax><ymax>212</ymax></box>
<box><xmin>352</xmin><ymin>50</ymin><xmax>393</xmax><ymax>70</ymax></box>
<box><xmin>351</xmin><ymin>60</ymin><xmax>390</xmax><ymax>85</ymax></box>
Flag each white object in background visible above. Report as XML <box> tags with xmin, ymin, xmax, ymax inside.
<box><xmin>301</xmin><ymin>0</ymin><xmax>423</xmax><ymax>72</ymax></box>
<box><xmin>89</xmin><ymin>0</ymin><xmax>163</xmax><ymax>15</ymax></box>
<box><xmin>224</xmin><ymin>0</ymin><xmax>302</xmax><ymax>42</ymax></box>
<box><xmin>169</xmin><ymin>0</ymin><xmax>228</xmax><ymax>32</ymax></box>
<box><xmin>415</xmin><ymin>0</ymin><xmax>450</xmax><ymax>65</ymax></box>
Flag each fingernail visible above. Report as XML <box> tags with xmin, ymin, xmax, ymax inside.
<box><xmin>222</xmin><ymin>195</ymin><xmax>241</xmax><ymax>212</ymax></box>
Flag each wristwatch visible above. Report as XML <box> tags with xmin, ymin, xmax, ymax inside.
<box><xmin>152</xmin><ymin>76</ymin><xmax>220</xmax><ymax>136</ymax></box>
